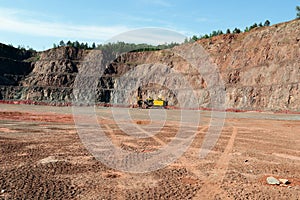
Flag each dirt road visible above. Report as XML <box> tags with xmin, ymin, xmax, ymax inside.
<box><xmin>0</xmin><ymin>104</ymin><xmax>299</xmax><ymax>199</ymax></box>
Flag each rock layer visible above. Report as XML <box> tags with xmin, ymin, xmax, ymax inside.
<box><xmin>0</xmin><ymin>19</ymin><xmax>299</xmax><ymax>112</ymax></box>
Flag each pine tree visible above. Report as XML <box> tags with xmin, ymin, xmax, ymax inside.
<box><xmin>59</xmin><ymin>40</ymin><xmax>65</xmax><ymax>47</ymax></box>
<box><xmin>191</xmin><ymin>35</ymin><xmax>198</xmax><ymax>41</ymax></box>
<box><xmin>74</xmin><ymin>41</ymin><xmax>80</xmax><ymax>48</ymax></box>
<box><xmin>233</xmin><ymin>28</ymin><xmax>241</xmax><ymax>34</ymax></box>
<box><xmin>264</xmin><ymin>20</ymin><xmax>271</xmax><ymax>26</ymax></box>
<box><xmin>66</xmin><ymin>40</ymin><xmax>72</xmax><ymax>46</ymax></box>
<box><xmin>296</xmin><ymin>6</ymin><xmax>300</xmax><ymax>19</ymax></box>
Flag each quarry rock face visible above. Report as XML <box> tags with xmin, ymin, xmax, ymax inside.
<box><xmin>0</xmin><ymin>19</ymin><xmax>299</xmax><ymax>112</ymax></box>
<box><xmin>194</xmin><ymin>20</ymin><xmax>300</xmax><ymax>112</ymax></box>
<box><xmin>0</xmin><ymin>43</ymin><xmax>34</xmax><ymax>86</ymax></box>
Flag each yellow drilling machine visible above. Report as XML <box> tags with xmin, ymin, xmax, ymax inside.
<box><xmin>137</xmin><ymin>95</ymin><xmax>168</xmax><ymax>109</ymax></box>
<box><xmin>136</xmin><ymin>87</ymin><xmax>168</xmax><ymax>109</ymax></box>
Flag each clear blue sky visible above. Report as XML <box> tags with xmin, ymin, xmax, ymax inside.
<box><xmin>0</xmin><ymin>0</ymin><xmax>298</xmax><ymax>50</ymax></box>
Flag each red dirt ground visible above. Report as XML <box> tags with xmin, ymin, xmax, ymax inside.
<box><xmin>0</xmin><ymin>105</ymin><xmax>299</xmax><ymax>199</ymax></box>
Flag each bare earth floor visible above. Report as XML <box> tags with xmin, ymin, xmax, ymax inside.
<box><xmin>0</xmin><ymin>104</ymin><xmax>299</xmax><ymax>199</ymax></box>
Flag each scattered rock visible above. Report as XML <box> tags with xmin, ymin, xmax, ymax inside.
<box><xmin>105</xmin><ymin>173</ymin><xmax>120</xmax><ymax>179</ymax></box>
<box><xmin>1</xmin><ymin>189</ymin><xmax>5</xmax><ymax>193</ymax></box>
<box><xmin>38</xmin><ymin>156</ymin><xmax>61</xmax><ymax>164</ymax></box>
<box><xmin>266</xmin><ymin>176</ymin><xmax>280</xmax><ymax>185</ymax></box>
<box><xmin>279</xmin><ymin>179</ymin><xmax>289</xmax><ymax>184</ymax></box>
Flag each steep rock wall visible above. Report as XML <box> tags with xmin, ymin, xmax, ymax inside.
<box><xmin>0</xmin><ymin>19</ymin><xmax>299</xmax><ymax>111</ymax></box>
<box><xmin>100</xmin><ymin>20</ymin><xmax>300</xmax><ymax>111</ymax></box>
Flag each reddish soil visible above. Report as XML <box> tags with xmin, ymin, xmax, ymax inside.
<box><xmin>0</xmin><ymin>111</ymin><xmax>74</xmax><ymax>123</ymax></box>
<box><xmin>0</xmin><ymin>105</ymin><xmax>299</xmax><ymax>199</ymax></box>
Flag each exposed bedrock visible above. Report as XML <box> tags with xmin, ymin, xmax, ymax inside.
<box><xmin>0</xmin><ymin>20</ymin><xmax>299</xmax><ymax>111</ymax></box>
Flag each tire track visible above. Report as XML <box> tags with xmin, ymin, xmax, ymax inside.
<box><xmin>98</xmin><ymin>116</ymin><xmax>239</xmax><ymax>199</ymax></box>
<box><xmin>194</xmin><ymin>127</ymin><xmax>238</xmax><ymax>199</ymax></box>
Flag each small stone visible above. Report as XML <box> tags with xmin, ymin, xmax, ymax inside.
<box><xmin>266</xmin><ymin>176</ymin><xmax>280</xmax><ymax>185</ymax></box>
<box><xmin>1</xmin><ymin>189</ymin><xmax>5</xmax><ymax>193</ymax></box>
<box><xmin>39</xmin><ymin>156</ymin><xmax>60</xmax><ymax>164</ymax></box>
<box><xmin>279</xmin><ymin>179</ymin><xmax>289</xmax><ymax>184</ymax></box>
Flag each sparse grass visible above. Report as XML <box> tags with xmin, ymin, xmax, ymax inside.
<box><xmin>25</xmin><ymin>55</ymin><xmax>40</xmax><ymax>62</ymax></box>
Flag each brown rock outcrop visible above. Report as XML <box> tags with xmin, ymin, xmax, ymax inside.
<box><xmin>0</xmin><ymin>19</ymin><xmax>299</xmax><ymax>112</ymax></box>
